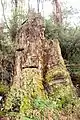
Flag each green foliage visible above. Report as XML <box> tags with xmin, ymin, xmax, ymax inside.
<box><xmin>51</xmin><ymin>85</ymin><xmax>74</xmax><ymax>109</ymax></box>
<box><xmin>0</xmin><ymin>111</ymin><xmax>6</xmax><ymax>117</ymax></box>
<box><xmin>0</xmin><ymin>82</ymin><xmax>9</xmax><ymax>94</ymax></box>
<box><xmin>44</xmin><ymin>19</ymin><xmax>80</xmax><ymax>64</ymax></box>
<box><xmin>5</xmin><ymin>87</ymin><xmax>21</xmax><ymax>112</ymax></box>
<box><xmin>23</xmin><ymin>117</ymin><xmax>34</xmax><ymax>120</ymax></box>
<box><xmin>44</xmin><ymin>19</ymin><xmax>59</xmax><ymax>40</ymax></box>
<box><xmin>17</xmin><ymin>95</ymin><xmax>80</xmax><ymax>120</ymax></box>
<box><xmin>20</xmin><ymin>96</ymin><xmax>32</xmax><ymax>114</ymax></box>
<box><xmin>32</xmin><ymin>84</ymin><xmax>74</xmax><ymax>111</ymax></box>
<box><xmin>45</xmin><ymin>66</ymin><xmax>69</xmax><ymax>82</ymax></box>
<box><xmin>0</xmin><ymin>26</ymin><xmax>15</xmax><ymax>59</ymax></box>
<box><xmin>33</xmin><ymin>97</ymin><xmax>58</xmax><ymax>110</ymax></box>
<box><xmin>5</xmin><ymin>96</ymin><xmax>80</xmax><ymax>120</ymax></box>
<box><xmin>9</xmin><ymin>7</ymin><xmax>27</xmax><ymax>41</ymax></box>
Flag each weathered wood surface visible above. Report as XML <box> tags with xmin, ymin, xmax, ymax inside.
<box><xmin>14</xmin><ymin>13</ymin><xmax>65</xmax><ymax>86</ymax></box>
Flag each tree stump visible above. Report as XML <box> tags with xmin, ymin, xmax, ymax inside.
<box><xmin>5</xmin><ymin>13</ymin><xmax>74</xmax><ymax>119</ymax></box>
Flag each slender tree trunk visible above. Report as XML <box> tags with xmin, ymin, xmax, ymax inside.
<box><xmin>37</xmin><ymin>0</ymin><xmax>40</xmax><ymax>13</ymax></box>
<box><xmin>1</xmin><ymin>0</ymin><xmax>10</xmax><ymax>30</ymax></box>
<box><xmin>14</xmin><ymin>0</ymin><xmax>18</xmax><ymax>19</ymax></box>
<box><xmin>14</xmin><ymin>0</ymin><xmax>18</xmax><ymax>8</ymax></box>
<box><xmin>41</xmin><ymin>0</ymin><xmax>44</xmax><ymax>16</ymax></box>
<box><xmin>53</xmin><ymin>0</ymin><xmax>62</xmax><ymax>24</ymax></box>
<box><xmin>28</xmin><ymin>0</ymin><xmax>30</xmax><ymax>13</ymax></box>
<box><xmin>11</xmin><ymin>0</ymin><xmax>18</xmax><ymax>41</ymax></box>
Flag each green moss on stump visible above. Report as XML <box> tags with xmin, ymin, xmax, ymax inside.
<box><xmin>5</xmin><ymin>66</ymin><xmax>75</xmax><ymax>119</ymax></box>
<box><xmin>21</xmin><ymin>68</ymin><xmax>46</xmax><ymax>99</ymax></box>
<box><xmin>5</xmin><ymin>68</ymin><xmax>46</xmax><ymax>113</ymax></box>
<box><xmin>0</xmin><ymin>83</ymin><xmax>9</xmax><ymax>94</ymax></box>
<box><xmin>20</xmin><ymin>68</ymin><xmax>46</xmax><ymax>113</ymax></box>
<box><xmin>0</xmin><ymin>111</ymin><xmax>6</xmax><ymax>117</ymax></box>
<box><xmin>45</xmin><ymin>66</ymin><xmax>70</xmax><ymax>83</ymax></box>
<box><xmin>51</xmin><ymin>85</ymin><xmax>74</xmax><ymax>108</ymax></box>
<box><xmin>45</xmin><ymin>65</ymin><xmax>75</xmax><ymax>104</ymax></box>
<box><xmin>5</xmin><ymin>86</ymin><xmax>21</xmax><ymax>111</ymax></box>
<box><xmin>20</xmin><ymin>96</ymin><xmax>32</xmax><ymax>114</ymax></box>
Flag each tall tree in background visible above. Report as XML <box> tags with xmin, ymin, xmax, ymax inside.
<box><xmin>1</xmin><ymin>0</ymin><xmax>10</xmax><ymax>30</ymax></box>
<box><xmin>37</xmin><ymin>0</ymin><xmax>40</xmax><ymax>13</ymax></box>
<box><xmin>37</xmin><ymin>0</ymin><xmax>44</xmax><ymax>16</ymax></box>
<box><xmin>10</xmin><ymin>0</ymin><xmax>18</xmax><ymax>41</ymax></box>
<box><xmin>53</xmin><ymin>0</ymin><xmax>62</xmax><ymax>24</ymax></box>
<box><xmin>14</xmin><ymin>0</ymin><xmax>18</xmax><ymax>8</ymax></box>
<box><xmin>28</xmin><ymin>0</ymin><xmax>30</xmax><ymax>12</ymax></box>
<box><xmin>14</xmin><ymin>0</ymin><xmax>18</xmax><ymax>26</ymax></box>
<box><xmin>41</xmin><ymin>0</ymin><xmax>44</xmax><ymax>16</ymax></box>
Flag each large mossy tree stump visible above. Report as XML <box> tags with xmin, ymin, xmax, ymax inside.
<box><xmin>5</xmin><ymin>13</ymin><xmax>74</xmax><ymax>119</ymax></box>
